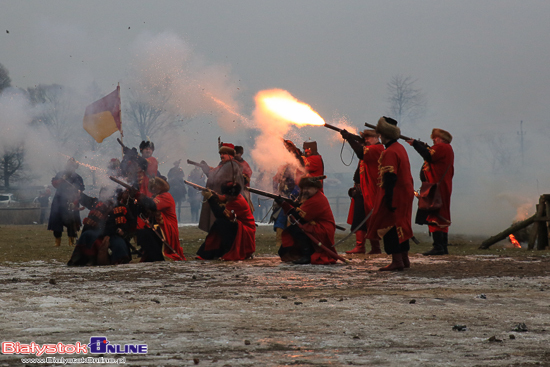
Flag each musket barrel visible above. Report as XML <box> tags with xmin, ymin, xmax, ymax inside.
<box><xmin>323</xmin><ymin>123</ymin><xmax>343</xmax><ymax>133</ymax></box>
<box><xmin>109</xmin><ymin>176</ymin><xmax>133</xmax><ymax>190</ymax></box>
<box><xmin>364</xmin><ymin>122</ymin><xmax>414</xmax><ymax>141</ymax></box>
<box><xmin>186</xmin><ymin>159</ymin><xmax>201</xmax><ymax>167</ymax></box>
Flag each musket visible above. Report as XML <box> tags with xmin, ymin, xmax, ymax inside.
<box><xmin>248</xmin><ymin>183</ymin><xmax>346</xmax><ymax>231</ymax></box>
<box><xmin>186</xmin><ymin>159</ymin><xmax>202</xmax><ymax>167</ymax></box>
<box><xmin>364</xmin><ymin>122</ymin><xmax>429</xmax><ymax>146</ymax></box>
<box><xmin>109</xmin><ymin>176</ymin><xmax>133</xmax><ymax>190</ymax></box>
<box><xmin>183</xmin><ymin>180</ymin><xmax>223</xmax><ymax>197</ymax></box>
<box><xmin>247</xmin><ymin>187</ymin><xmax>300</xmax><ymax>207</ymax></box>
<box><xmin>323</xmin><ymin>123</ymin><xmax>364</xmax><ymax>145</ymax></box>
<box><xmin>287</xmin><ymin>213</ymin><xmax>350</xmax><ymax>265</ymax></box>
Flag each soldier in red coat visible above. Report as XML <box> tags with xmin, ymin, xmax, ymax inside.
<box><xmin>407</xmin><ymin>128</ymin><xmax>454</xmax><ymax>255</ymax></box>
<box><xmin>278</xmin><ymin>177</ymin><xmax>336</xmax><ymax>265</ymax></box>
<box><xmin>140</xmin><ymin>140</ymin><xmax>160</xmax><ymax>179</ymax></box>
<box><xmin>283</xmin><ymin>140</ymin><xmax>324</xmax><ymax>189</ymax></box>
<box><xmin>136</xmin><ymin>177</ymin><xmax>185</xmax><ymax>262</ymax></box>
<box><xmin>341</xmin><ymin>129</ymin><xmax>385</xmax><ymax>254</ymax></box>
<box><xmin>367</xmin><ymin>117</ymin><xmax>414</xmax><ymax>271</ymax></box>
<box><xmin>196</xmin><ymin>181</ymin><xmax>256</xmax><ymax>261</ymax></box>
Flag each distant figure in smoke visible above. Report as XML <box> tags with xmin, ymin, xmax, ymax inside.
<box><xmin>37</xmin><ymin>188</ymin><xmax>51</xmax><ymax>224</ymax></box>
<box><xmin>48</xmin><ymin>158</ymin><xmax>85</xmax><ymax>247</ymax></box>
<box><xmin>187</xmin><ymin>166</ymin><xmax>206</xmax><ymax>222</ymax></box>
<box><xmin>167</xmin><ymin>159</ymin><xmax>187</xmax><ymax>222</ymax></box>
<box><xmin>107</xmin><ymin>158</ymin><xmax>122</xmax><ymax>178</ymax></box>
<box><xmin>407</xmin><ymin>128</ymin><xmax>454</xmax><ymax>255</ymax></box>
<box><xmin>234</xmin><ymin>146</ymin><xmax>253</xmax><ymax>187</ymax></box>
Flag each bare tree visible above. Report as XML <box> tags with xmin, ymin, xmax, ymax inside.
<box><xmin>27</xmin><ymin>84</ymin><xmax>80</xmax><ymax>146</ymax></box>
<box><xmin>0</xmin><ymin>144</ymin><xmax>24</xmax><ymax>188</ymax></box>
<box><xmin>124</xmin><ymin>87</ymin><xmax>176</xmax><ymax>142</ymax></box>
<box><xmin>387</xmin><ymin>75</ymin><xmax>426</xmax><ymax>126</ymax></box>
<box><xmin>0</xmin><ymin>62</ymin><xmax>11</xmax><ymax>93</ymax></box>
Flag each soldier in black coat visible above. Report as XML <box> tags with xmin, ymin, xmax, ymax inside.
<box><xmin>48</xmin><ymin>158</ymin><xmax>85</xmax><ymax>247</ymax></box>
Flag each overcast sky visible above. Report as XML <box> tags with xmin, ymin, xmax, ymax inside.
<box><xmin>2</xmin><ymin>0</ymin><xmax>550</xmax><ymax>234</ymax></box>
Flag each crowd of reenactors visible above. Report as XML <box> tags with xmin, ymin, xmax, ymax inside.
<box><xmin>49</xmin><ymin>116</ymin><xmax>453</xmax><ymax>270</ymax></box>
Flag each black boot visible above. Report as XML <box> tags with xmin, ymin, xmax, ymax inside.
<box><xmin>442</xmin><ymin>232</ymin><xmax>449</xmax><ymax>255</ymax></box>
<box><xmin>292</xmin><ymin>232</ymin><xmax>314</xmax><ymax>265</ymax></box>
<box><xmin>423</xmin><ymin>231</ymin><xmax>445</xmax><ymax>256</ymax></box>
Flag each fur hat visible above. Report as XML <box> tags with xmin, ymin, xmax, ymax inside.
<box><xmin>431</xmin><ymin>128</ymin><xmax>452</xmax><ymax>143</ymax></box>
<box><xmin>220</xmin><ymin>181</ymin><xmax>242</xmax><ymax>196</ymax></box>
<box><xmin>303</xmin><ymin>141</ymin><xmax>318</xmax><ymax>155</ymax></box>
<box><xmin>375</xmin><ymin>116</ymin><xmax>401</xmax><ymax>140</ymax></box>
<box><xmin>139</xmin><ymin>140</ymin><xmax>155</xmax><ymax>151</ymax></box>
<box><xmin>298</xmin><ymin>176</ymin><xmax>323</xmax><ymax>189</ymax></box>
<box><xmin>219</xmin><ymin>143</ymin><xmax>236</xmax><ymax>156</ymax></box>
<box><xmin>149</xmin><ymin>177</ymin><xmax>170</xmax><ymax>194</ymax></box>
<box><xmin>360</xmin><ymin>129</ymin><xmax>379</xmax><ymax>139</ymax></box>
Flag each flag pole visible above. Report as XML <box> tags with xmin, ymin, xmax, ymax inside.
<box><xmin>118</xmin><ymin>83</ymin><xmax>124</xmax><ymax>158</ymax></box>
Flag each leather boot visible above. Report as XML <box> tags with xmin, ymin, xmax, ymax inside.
<box><xmin>54</xmin><ymin>237</ymin><xmax>61</xmax><ymax>247</ymax></box>
<box><xmin>379</xmin><ymin>252</ymin><xmax>404</xmax><ymax>271</ymax></box>
<box><xmin>402</xmin><ymin>251</ymin><xmax>410</xmax><ymax>269</ymax></box>
<box><xmin>442</xmin><ymin>232</ymin><xmax>449</xmax><ymax>254</ymax></box>
<box><xmin>275</xmin><ymin>228</ymin><xmax>283</xmax><ymax>247</ymax></box>
<box><xmin>293</xmin><ymin>236</ymin><xmax>313</xmax><ymax>265</ymax></box>
<box><xmin>367</xmin><ymin>239</ymin><xmax>382</xmax><ymax>255</ymax></box>
<box><xmin>423</xmin><ymin>231</ymin><xmax>445</xmax><ymax>256</ymax></box>
<box><xmin>68</xmin><ymin>237</ymin><xmax>76</xmax><ymax>247</ymax></box>
<box><xmin>346</xmin><ymin>230</ymin><xmax>366</xmax><ymax>254</ymax></box>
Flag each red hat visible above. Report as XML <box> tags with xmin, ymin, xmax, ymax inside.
<box><xmin>219</xmin><ymin>143</ymin><xmax>236</xmax><ymax>156</ymax></box>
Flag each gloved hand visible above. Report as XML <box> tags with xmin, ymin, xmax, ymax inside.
<box><xmin>202</xmin><ymin>189</ymin><xmax>213</xmax><ymax>200</ymax></box>
<box><xmin>348</xmin><ymin>187</ymin><xmax>356</xmax><ymax>198</ymax></box>
<box><xmin>340</xmin><ymin>129</ymin><xmax>352</xmax><ymax>141</ymax></box>
<box><xmin>274</xmin><ymin>196</ymin><xmax>284</xmax><ymax>205</ymax></box>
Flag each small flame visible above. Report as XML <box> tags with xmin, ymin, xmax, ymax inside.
<box><xmin>509</xmin><ymin>234</ymin><xmax>522</xmax><ymax>248</ymax></box>
<box><xmin>256</xmin><ymin>89</ymin><xmax>325</xmax><ymax>126</ymax></box>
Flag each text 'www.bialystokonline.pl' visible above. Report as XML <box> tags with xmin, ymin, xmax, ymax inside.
<box><xmin>20</xmin><ymin>356</ymin><xmax>126</xmax><ymax>364</ymax></box>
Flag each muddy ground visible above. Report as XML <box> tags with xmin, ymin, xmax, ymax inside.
<box><xmin>1</xmin><ymin>250</ymin><xmax>550</xmax><ymax>367</ymax></box>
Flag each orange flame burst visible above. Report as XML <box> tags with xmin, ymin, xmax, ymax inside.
<box><xmin>509</xmin><ymin>234</ymin><xmax>522</xmax><ymax>248</ymax></box>
<box><xmin>256</xmin><ymin>89</ymin><xmax>325</xmax><ymax>126</ymax></box>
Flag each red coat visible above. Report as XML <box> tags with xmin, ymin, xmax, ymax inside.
<box><xmin>153</xmin><ymin>192</ymin><xmax>185</xmax><ymax>261</ymax></box>
<box><xmin>303</xmin><ymin>154</ymin><xmax>324</xmax><ymax>177</ymax></box>
<box><xmin>282</xmin><ymin>190</ymin><xmax>336</xmax><ymax>265</ymax></box>
<box><xmin>367</xmin><ymin>141</ymin><xmax>414</xmax><ymax>243</ymax></box>
<box><xmin>361</xmin><ymin>143</ymin><xmax>384</xmax><ymax>212</ymax></box>
<box><xmin>347</xmin><ymin>143</ymin><xmax>384</xmax><ymax>227</ymax></box>
<box><xmin>203</xmin><ymin>194</ymin><xmax>256</xmax><ymax>260</ymax></box>
<box><xmin>423</xmin><ymin>142</ymin><xmax>454</xmax><ymax>231</ymax></box>
<box><xmin>146</xmin><ymin>156</ymin><xmax>159</xmax><ymax>178</ymax></box>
